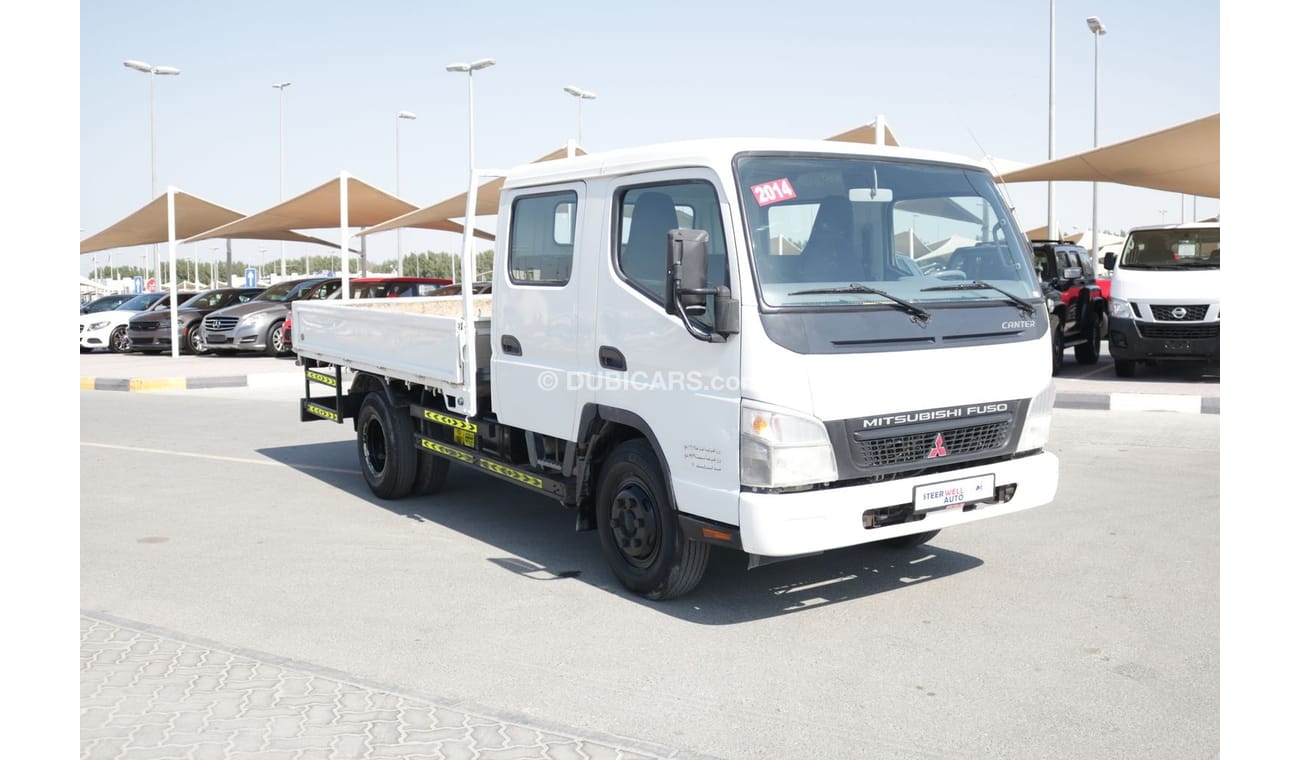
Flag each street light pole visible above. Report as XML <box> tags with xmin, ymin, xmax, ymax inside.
<box><xmin>124</xmin><ymin>59</ymin><xmax>180</xmax><ymax>290</ymax></box>
<box><xmin>395</xmin><ymin>110</ymin><xmax>417</xmax><ymax>276</ymax></box>
<box><xmin>563</xmin><ymin>85</ymin><xmax>596</xmax><ymax>145</ymax></box>
<box><xmin>1087</xmin><ymin>16</ymin><xmax>1107</xmax><ymax>257</ymax></box>
<box><xmin>1046</xmin><ymin>1</ymin><xmax>1056</xmax><ymax>241</ymax></box>
<box><xmin>272</xmin><ymin>82</ymin><xmax>292</xmax><ymax>278</ymax></box>
<box><xmin>445</xmin><ymin>58</ymin><xmax>495</xmax><ymax>174</ymax></box>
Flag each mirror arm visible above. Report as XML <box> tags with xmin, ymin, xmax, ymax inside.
<box><xmin>670</xmin><ymin>270</ymin><xmax>728</xmax><ymax>343</ymax></box>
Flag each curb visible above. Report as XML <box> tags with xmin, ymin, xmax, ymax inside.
<box><xmin>80</xmin><ymin>373</ymin><xmax>301</xmax><ymax>392</ymax></box>
<box><xmin>1056</xmin><ymin>391</ymin><xmax>1218</xmax><ymax>415</ymax></box>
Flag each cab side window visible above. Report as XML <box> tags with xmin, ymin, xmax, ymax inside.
<box><xmin>615</xmin><ymin>181</ymin><xmax>729</xmax><ymax>320</ymax></box>
<box><xmin>509</xmin><ymin>191</ymin><xmax>577</xmax><ymax>285</ymax></box>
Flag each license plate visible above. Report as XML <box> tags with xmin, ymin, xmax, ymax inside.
<box><xmin>913</xmin><ymin>474</ymin><xmax>995</xmax><ymax>512</ymax></box>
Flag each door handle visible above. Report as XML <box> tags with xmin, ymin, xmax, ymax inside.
<box><xmin>599</xmin><ymin>345</ymin><xmax>626</xmax><ymax>371</ymax></box>
<box><xmin>501</xmin><ymin>335</ymin><xmax>522</xmax><ymax>356</ymax></box>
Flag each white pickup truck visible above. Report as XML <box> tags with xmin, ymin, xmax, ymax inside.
<box><xmin>292</xmin><ymin>138</ymin><xmax>1060</xmax><ymax>600</ymax></box>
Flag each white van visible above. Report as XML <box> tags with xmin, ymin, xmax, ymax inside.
<box><xmin>1102</xmin><ymin>222</ymin><xmax>1219</xmax><ymax>377</ymax></box>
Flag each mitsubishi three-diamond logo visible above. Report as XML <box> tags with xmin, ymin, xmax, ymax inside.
<box><xmin>927</xmin><ymin>433</ymin><xmax>948</xmax><ymax>458</ymax></box>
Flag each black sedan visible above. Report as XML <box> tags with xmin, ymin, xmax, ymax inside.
<box><xmin>125</xmin><ymin>287</ymin><xmax>265</xmax><ymax>354</ymax></box>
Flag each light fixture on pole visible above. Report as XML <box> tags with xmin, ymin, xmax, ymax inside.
<box><xmin>123</xmin><ymin>59</ymin><xmax>181</xmax><ymax>290</ymax></box>
<box><xmin>1086</xmin><ymin>15</ymin><xmax>1106</xmax><ymax>257</ymax></box>
<box><xmin>395</xmin><ymin>110</ymin><xmax>417</xmax><ymax>277</ymax></box>
<box><xmin>445</xmin><ymin>58</ymin><xmax>495</xmax><ymax>173</ymax></box>
<box><xmin>563</xmin><ymin>85</ymin><xmax>596</xmax><ymax>145</ymax></box>
<box><xmin>273</xmin><ymin>81</ymin><xmax>292</xmax><ymax>278</ymax></box>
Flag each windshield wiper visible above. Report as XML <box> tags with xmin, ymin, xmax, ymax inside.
<box><xmin>920</xmin><ymin>280</ymin><xmax>1037</xmax><ymax>317</ymax></box>
<box><xmin>787</xmin><ymin>283</ymin><xmax>931</xmax><ymax>324</ymax></box>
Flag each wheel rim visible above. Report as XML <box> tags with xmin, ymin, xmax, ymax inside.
<box><xmin>111</xmin><ymin>328</ymin><xmax>127</xmax><ymax>352</ymax></box>
<box><xmin>609</xmin><ymin>481</ymin><xmax>661</xmax><ymax>568</ymax></box>
<box><xmin>271</xmin><ymin>326</ymin><xmax>285</xmax><ymax>353</ymax></box>
<box><xmin>361</xmin><ymin>417</ymin><xmax>388</xmax><ymax>477</ymax></box>
<box><xmin>187</xmin><ymin>328</ymin><xmax>205</xmax><ymax>354</ymax></box>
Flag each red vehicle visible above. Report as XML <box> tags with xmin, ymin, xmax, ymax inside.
<box><xmin>1032</xmin><ymin>241</ymin><xmax>1109</xmax><ymax>375</ymax></box>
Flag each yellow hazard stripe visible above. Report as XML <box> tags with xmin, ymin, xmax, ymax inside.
<box><xmin>305</xmin><ymin>403</ymin><xmax>340</xmax><ymax>422</ymax></box>
<box><xmin>423</xmin><ymin>410</ymin><xmax>478</xmax><ymax>433</ymax></box>
<box><xmin>420</xmin><ymin>438</ymin><xmax>475</xmax><ymax>463</ymax></box>
<box><xmin>479</xmin><ymin>460</ymin><xmax>545</xmax><ymax>489</ymax></box>
<box><xmin>306</xmin><ymin>370</ymin><xmax>337</xmax><ymax>387</ymax></box>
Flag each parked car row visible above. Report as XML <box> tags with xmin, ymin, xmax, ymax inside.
<box><xmin>80</xmin><ymin>276</ymin><xmax>465</xmax><ymax>357</ymax></box>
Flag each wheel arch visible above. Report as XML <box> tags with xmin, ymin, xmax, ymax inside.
<box><xmin>575</xmin><ymin>404</ymin><xmax>677</xmax><ymax>530</ymax></box>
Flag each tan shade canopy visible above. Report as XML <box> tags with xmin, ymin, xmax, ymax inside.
<box><xmin>359</xmin><ymin>146</ymin><xmax>585</xmax><ymax>238</ymax></box>
<box><xmin>997</xmin><ymin>113</ymin><xmax>1220</xmax><ymax>198</ymax></box>
<box><xmin>826</xmin><ymin>121</ymin><xmax>901</xmax><ymax>147</ymax></box>
<box><xmin>183</xmin><ymin>173</ymin><xmax>493</xmax><ymax>243</ymax></box>
<box><xmin>79</xmin><ymin>190</ymin><xmax>339</xmax><ymax>255</ymax></box>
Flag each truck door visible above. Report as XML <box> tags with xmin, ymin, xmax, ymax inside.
<box><xmin>590</xmin><ymin>172</ymin><xmax>742</xmax><ymax>525</ymax></box>
<box><xmin>491</xmin><ymin>183</ymin><xmax>587</xmax><ymax>440</ymax></box>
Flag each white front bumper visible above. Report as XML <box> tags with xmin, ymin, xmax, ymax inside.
<box><xmin>738</xmin><ymin>451</ymin><xmax>1059</xmax><ymax>556</ymax></box>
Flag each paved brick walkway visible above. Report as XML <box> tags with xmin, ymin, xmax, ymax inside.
<box><xmin>81</xmin><ymin>614</ymin><xmax>690</xmax><ymax>760</ymax></box>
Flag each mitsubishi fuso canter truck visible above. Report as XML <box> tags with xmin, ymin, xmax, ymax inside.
<box><xmin>292</xmin><ymin>138</ymin><xmax>1061</xmax><ymax>600</ymax></box>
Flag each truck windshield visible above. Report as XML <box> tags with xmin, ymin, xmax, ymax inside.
<box><xmin>736</xmin><ymin>154</ymin><xmax>1038</xmax><ymax>309</ymax></box>
<box><xmin>1119</xmin><ymin>227</ymin><xmax>1220</xmax><ymax>270</ymax></box>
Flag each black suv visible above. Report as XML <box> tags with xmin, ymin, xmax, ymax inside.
<box><xmin>1032</xmin><ymin>241</ymin><xmax>1109</xmax><ymax>375</ymax></box>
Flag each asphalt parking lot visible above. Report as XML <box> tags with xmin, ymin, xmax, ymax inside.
<box><xmin>77</xmin><ymin>340</ymin><xmax>1221</xmax><ymax>759</ymax></box>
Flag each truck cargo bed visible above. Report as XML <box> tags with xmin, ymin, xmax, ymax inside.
<box><xmin>292</xmin><ymin>295</ymin><xmax>492</xmax><ymax>391</ymax></box>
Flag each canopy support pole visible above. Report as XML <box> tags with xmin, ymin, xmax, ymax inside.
<box><xmin>340</xmin><ymin>171</ymin><xmax>350</xmax><ymax>300</ymax></box>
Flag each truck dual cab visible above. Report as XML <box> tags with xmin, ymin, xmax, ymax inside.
<box><xmin>291</xmin><ymin>138</ymin><xmax>1061</xmax><ymax>599</ymax></box>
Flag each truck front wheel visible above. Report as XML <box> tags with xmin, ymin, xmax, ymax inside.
<box><xmin>1075</xmin><ymin>318</ymin><xmax>1102</xmax><ymax>364</ymax></box>
<box><xmin>596</xmin><ymin>439</ymin><xmax>709</xmax><ymax>600</ymax></box>
<box><xmin>356</xmin><ymin>393</ymin><xmax>417</xmax><ymax>500</ymax></box>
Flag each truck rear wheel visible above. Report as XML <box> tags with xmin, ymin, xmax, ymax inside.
<box><xmin>596</xmin><ymin>439</ymin><xmax>709</xmax><ymax>600</ymax></box>
<box><xmin>356</xmin><ymin>393</ymin><xmax>417</xmax><ymax>500</ymax></box>
<box><xmin>412</xmin><ymin>451</ymin><xmax>450</xmax><ymax>495</ymax></box>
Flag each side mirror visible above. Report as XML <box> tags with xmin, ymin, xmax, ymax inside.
<box><xmin>664</xmin><ymin>229</ymin><xmax>738</xmax><ymax>343</ymax></box>
<box><xmin>665</xmin><ymin>229</ymin><xmax>709</xmax><ymax>315</ymax></box>
<box><xmin>1102</xmin><ymin>252</ymin><xmax>1116</xmax><ymax>271</ymax></box>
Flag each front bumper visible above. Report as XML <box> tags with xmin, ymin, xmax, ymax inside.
<box><xmin>1108</xmin><ymin>316</ymin><xmax>1219</xmax><ymax>361</ymax></box>
<box><xmin>79</xmin><ymin>327</ymin><xmax>112</xmax><ymax>349</ymax></box>
<box><xmin>202</xmin><ymin>322</ymin><xmax>267</xmax><ymax>352</ymax></box>
<box><xmin>738</xmin><ymin>451</ymin><xmax>1059</xmax><ymax>556</ymax></box>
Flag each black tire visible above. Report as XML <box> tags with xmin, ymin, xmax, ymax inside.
<box><xmin>109</xmin><ymin>326</ymin><xmax>129</xmax><ymax>353</ymax></box>
<box><xmin>881</xmin><ymin>529</ymin><xmax>941</xmax><ymax>549</ymax></box>
<box><xmin>596</xmin><ymin>439</ymin><xmax>709</xmax><ymax>600</ymax></box>
<box><xmin>1051</xmin><ymin>323</ymin><xmax>1064</xmax><ymax>376</ymax></box>
<box><xmin>1114</xmin><ymin>358</ymin><xmax>1137</xmax><ymax>378</ymax></box>
<box><xmin>185</xmin><ymin>325</ymin><xmax>207</xmax><ymax>355</ymax></box>
<box><xmin>356</xmin><ymin>392</ymin><xmax>417</xmax><ymax>500</ymax></box>
<box><xmin>1074</xmin><ymin>318</ymin><xmax>1102</xmax><ymax>364</ymax></box>
<box><xmin>412</xmin><ymin>451</ymin><xmax>450</xmax><ymax>495</ymax></box>
<box><xmin>265</xmin><ymin>320</ymin><xmax>288</xmax><ymax>357</ymax></box>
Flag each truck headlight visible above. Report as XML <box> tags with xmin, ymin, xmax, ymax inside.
<box><xmin>1017</xmin><ymin>382</ymin><xmax>1056</xmax><ymax>452</ymax></box>
<box><xmin>1109</xmin><ymin>297</ymin><xmax>1133</xmax><ymax>319</ymax></box>
<box><xmin>741</xmin><ymin>401</ymin><xmax>838</xmax><ymax>489</ymax></box>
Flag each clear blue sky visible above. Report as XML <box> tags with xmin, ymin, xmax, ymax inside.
<box><xmin>75</xmin><ymin>0</ymin><xmax>1220</xmax><ymax>276</ymax></box>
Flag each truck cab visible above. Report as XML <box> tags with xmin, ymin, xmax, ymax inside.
<box><xmin>295</xmin><ymin>139</ymin><xmax>1060</xmax><ymax>599</ymax></box>
<box><xmin>1102</xmin><ymin>222</ymin><xmax>1220</xmax><ymax>377</ymax></box>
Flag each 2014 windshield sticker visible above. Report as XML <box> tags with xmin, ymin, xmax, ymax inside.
<box><xmin>750</xmin><ymin>178</ymin><xmax>797</xmax><ymax>207</ymax></box>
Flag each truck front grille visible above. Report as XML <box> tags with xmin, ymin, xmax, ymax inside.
<box><xmin>854</xmin><ymin>421</ymin><xmax>1012</xmax><ymax>468</ymax></box>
